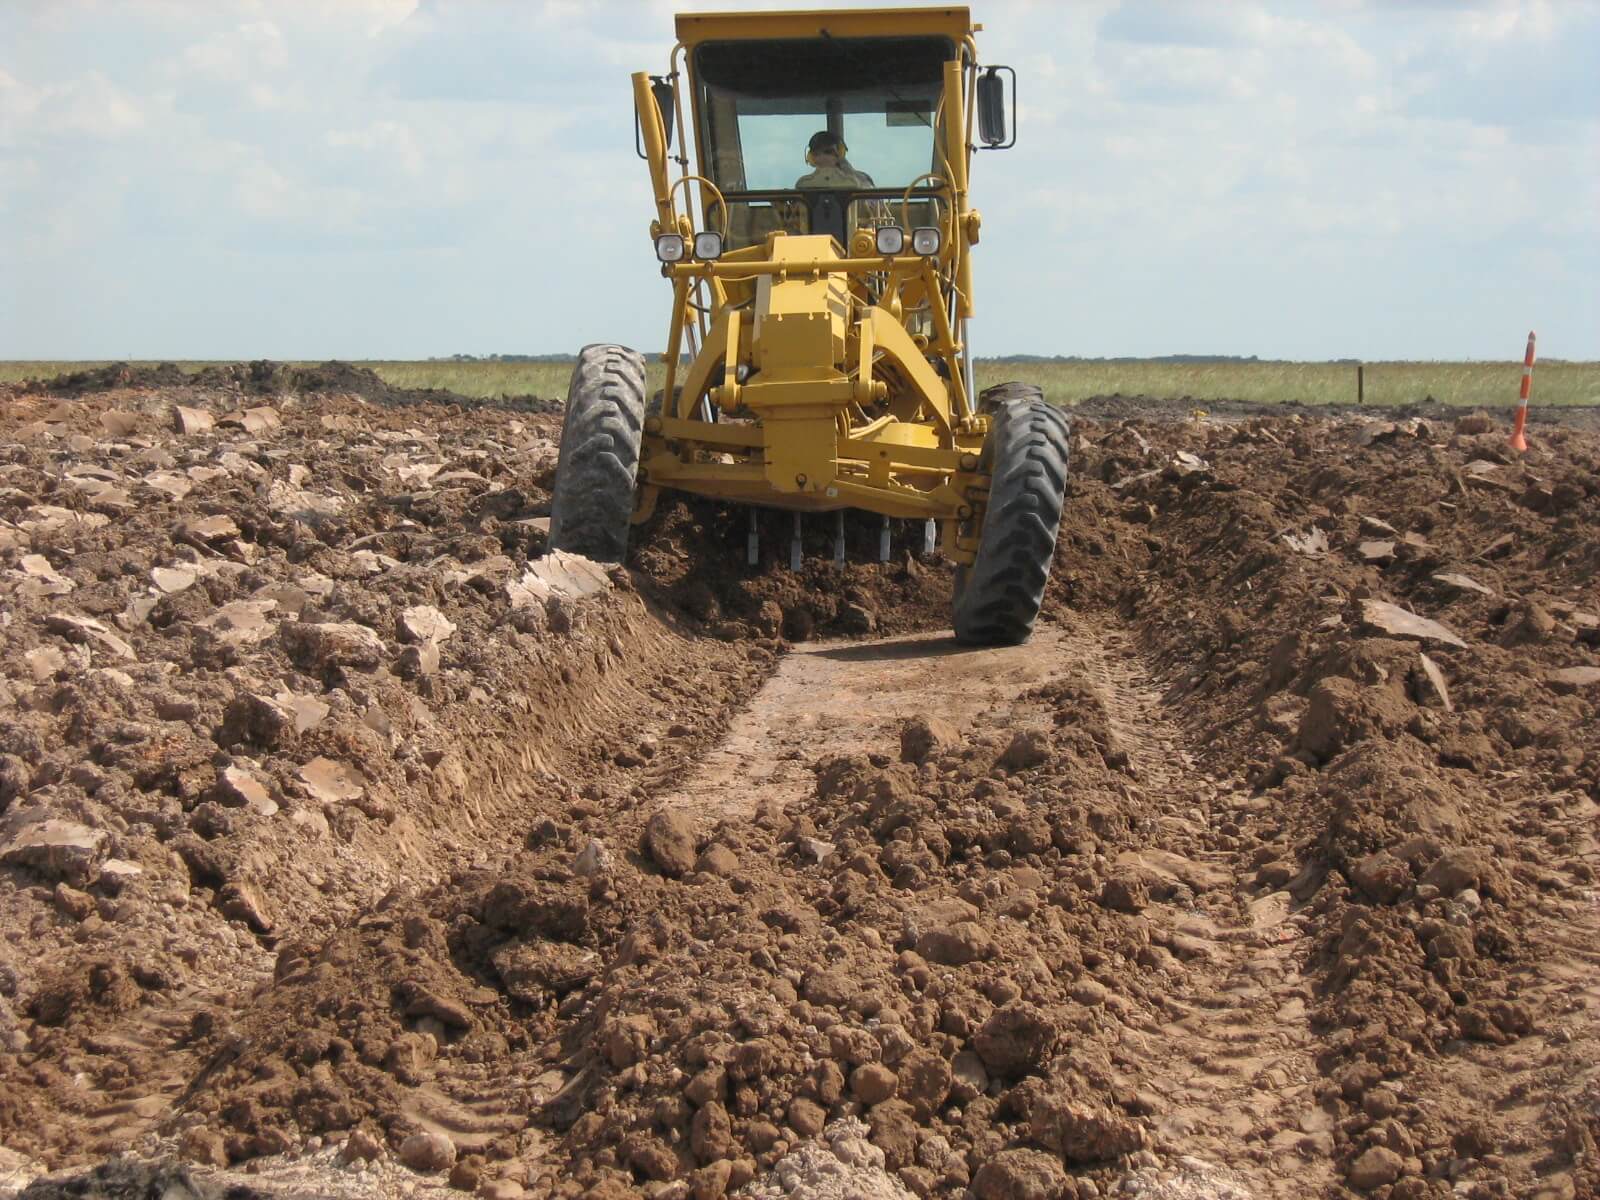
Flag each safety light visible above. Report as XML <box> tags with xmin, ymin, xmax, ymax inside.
<box><xmin>654</xmin><ymin>233</ymin><xmax>686</xmax><ymax>263</ymax></box>
<box><xmin>911</xmin><ymin>226</ymin><xmax>941</xmax><ymax>256</ymax></box>
<box><xmin>874</xmin><ymin>226</ymin><xmax>905</xmax><ymax>256</ymax></box>
<box><xmin>693</xmin><ymin>231</ymin><xmax>724</xmax><ymax>260</ymax></box>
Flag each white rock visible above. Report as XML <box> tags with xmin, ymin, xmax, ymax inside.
<box><xmin>399</xmin><ymin>605</ymin><xmax>456</xmax><ymax>645</ymax></box>
<box><xmin>151</xmin><ymin>566</ymin><xmax>198</xmax><ymax>594</ymax></box>
<box><xmin>298</xmin><ymin>757</ymin><xmax>364</xmax><ymax>804</ymax></box>
<box><xmin>574</xmin><ymin>840</ymin><xmax>613</xmax><ymax>877</ymax></box>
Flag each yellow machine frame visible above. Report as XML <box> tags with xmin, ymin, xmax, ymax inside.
<box><xmin>633</xmin><ymin>7</ymin><xmax>996</xmax><ymax>563</ymax></box>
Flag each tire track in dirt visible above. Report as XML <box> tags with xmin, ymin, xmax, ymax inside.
<box><xmin>1052</xmin><ymin>613</ymin><xmax>1335</xmax><ymax>1199</ymax></box>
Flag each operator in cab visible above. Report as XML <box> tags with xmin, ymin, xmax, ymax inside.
<box><xmin>795</xmin><ymin>130</ymin><xmax>874</xmax><ymax>189</ymax></box>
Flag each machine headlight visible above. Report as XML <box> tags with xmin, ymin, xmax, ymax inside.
<box><xmin>655</xmin><ymin>233</ymin><xmax>686</xmax><ymax>263</ymax></box>
<box><xmin>874</xmin><ymin>226</ymin><xmax>905</xmax><ymax>256</ymax></box>
<box><xmin>911</xmin><ymin>226</ymin><xmax>941</xmax><ymax>256</ymax></box>
<box><xmin>693</xmin><ymin>231</ymin><xmax>724</xmax><ymax>260</ymax></box>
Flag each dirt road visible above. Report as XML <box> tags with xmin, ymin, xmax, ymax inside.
<box><xmin>1</xmin><ymin>367</ymin><xmax>1597</xmax><ymax>1199</ymax></box>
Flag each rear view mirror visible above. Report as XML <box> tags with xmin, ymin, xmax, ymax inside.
<box><xmin>976</xmin><ymin>66</ymin><xmax>1015</xmax><ymax>150</ymax></box>
<box><xmin>652</xmin><ymin>77</ymin><xmax>675</xmax><ymax>149</ymax></box>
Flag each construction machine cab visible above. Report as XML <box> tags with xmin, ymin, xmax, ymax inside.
<box><xmin>551</xmin><ymin>8</ymin><xmax>1071</xmax><ymax>647</ymax></box>
<box><xmin>691</xmin><ymin>33</ymin><xmax>947</xmax><ymax>251</ymax></box>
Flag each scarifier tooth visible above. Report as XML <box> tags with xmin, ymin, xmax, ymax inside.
<box><xmin>747</xmin><ymin>508</ymin><xmax>759</xmax><ymax>566</ymax></box>
<box><xmin>924</xmin><ymin>518</ymin><xmax>937</xmax><ymax>556</ymax></box>
<box><xmin>790</xmin><ymin>513</ymin><xmax>803</xmax><ymax>572</ymax></box>
<box><xmin>834</xmin><ymin>511</ymin><xmax>846</xmax><ymax>565</ymax></box>
<box><xmin>879</xmin><ymin>515</ymin><xmax>891</xmax><ymax>562</ymax></box>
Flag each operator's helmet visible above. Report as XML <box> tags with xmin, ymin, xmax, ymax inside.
<box><xmin>806</xmin><ymin>130</ymin><xmax>847</xmax><ymax>163</ymax></box>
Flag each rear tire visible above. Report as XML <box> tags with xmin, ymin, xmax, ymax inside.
<box><xmin>952</xmin><ymin>398</ymin><xmax>1070</xmax><ymax>646</ymax></box>
<box><xmin>548</xmin><ymin>344</ymin><xmax>646</xmax><ymax>563</ymax></box>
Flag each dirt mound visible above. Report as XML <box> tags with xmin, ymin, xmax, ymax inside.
<box><xmin>18</xmin><ymin>360</ymin><xmax>564</xmax><ymax>414</ymax></box>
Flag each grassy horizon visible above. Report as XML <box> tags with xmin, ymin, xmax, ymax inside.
<box><xmin>3</xmin><ymin>357</ymin><xmax>1596</xmax><ymax>408</ymax></box>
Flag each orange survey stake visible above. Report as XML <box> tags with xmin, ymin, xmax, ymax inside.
<box><xmin>1509</xmin><ymin>330</ymin><xmax>1535</xmax><ymax>452</ymax></box>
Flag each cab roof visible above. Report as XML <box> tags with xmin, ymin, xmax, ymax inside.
<box><xmin>674</xmin><ymin>7</ymin><xmax>976</xmax><ymax>48</ymax></box>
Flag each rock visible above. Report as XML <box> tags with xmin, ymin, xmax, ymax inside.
<box><xmin>505</xmin><ymin>552</ymin><xmax>614</xmax><ymax>606</ymax></box>
<box><xmin>1349</xmin><ymin>851</ymin><xmax>1410</xmax><ymax>904</ymax></box>
<box><xmin>973</xmin><ymin>1002</ymin><xmax>1056</xmax><ymax>1077</ymax></box>
<box><xmin>172</xmin><ymin>405</ymin><xmax>215</xmax><ymax>434</ymax></box>
<box><xmin>98</xmin><ymin>858</ymin><xmax>143</xmax><ymax>893</ymax></box>
<box><xmin>16</xmin><ymin>554</ymin><xmax>73</xmax><ymax>597</ymax></box>
<box><xmin>0</xmin><ymin>820</ymin><xmax>108</xmax><ymax>885</ymax></box>
<box><xmin>53</xmin><ymin>883</ymin><xmax>95</xmax><ymax>921</ymax></box>
<box><xmin>900</xmin><ymin>715</ymin><xmax>959</xmax><ymax>764</ymax></box>
<box><xmin>1416</xmin><ymin>652</ymin><xmax>1453</xmax><ymax>711</ymax></box>
<box><xmin>298</xmin><ymin>757</ymin><xmax>365</xmax><ymax>804</ymax></box>
<box><xmin>1099</xmin><ymin>870</ymin><xmax>1148</xmax><ymax>913</ymax></box>
<box><xmin>479</xmin><ymin>1182</ymin><xmax>526</xmax><ymax>1200</ymax></box>
<box><xmin>44</xmin><ymin>613</ymin><xmax>136</xmax><ymax>660</ymax></box>
<box><xmin>837</xmin><ymin>601</ymin><xmax>877</xmax><ymax>634</ymax></box>
<box><xmin>695</xmin><ymin>843</ymin><xmax>738</xmax><ymax>876</ymax></box>
<box><xmin>274</xmin><ymin>691</ymin><xmax>330</xmax><ymax>733</ymax></box>
<box><xmin>180</xmin><ymin>515</ymin><xmax>240</xmax><ymax>542</ymax></box>
<box><xmin>281</xmin><ymin>621</ymin><xmax>385</xmax><ymax>671</ymax></box>
<box><xmin>691</xmin><ymin>1100</ymin><xmax>735</xmax><ymax>1163</ymax></box>
<box><xmin>915</xmin><ymin>920</ymin><xmax>994</xmax><ymax>966</ymax></box>
<box><xmin>1548</xmin><ymin>666</ymin><xmax>1600</xmax><ymax>693</ymax></box>
<box><xmin>1454</xmin><ymin>411</ymin><xmax>1494</xmax><ymax>435</ymax></box>
<box><xmin>217</xmin><ymin>766</ymin><xmax>278</xmax><ymax>816</ymax></box>
<box><xmin>398</xmin><ymin>642</ymin><xmax>441</xmax><ymax>678</ymax></box>
<box><xmin>179</xmin><ymin>1126</ymin><xmax>229</xmax><ymax>1167</ymax></box>
<box><xmin>24</xmin><ymin>645</ymin><xmax>70</xmax><ymax>683</ymax></box>
<box><xmin>644</xmin><ymin>809</ymin><xmax>698</xmax><ymax>878</ymax></box>
<box><xmin>1028</xmin><ymin>1093</ymin><xmax>1143</xmax><ymax>1163</ymax></box>
<box><xmin>218</xmin><ymin>880</ymin><xmax>274</xmax><ymax>932</ymax></box>
<box><xmin>971</xmin><ymin>1148</ymin><xmax>1068</xmax><ymax>1200</ymax></box>
<box><xmin>573</xmin><ymin>839</ymin><xmax>613</xmax><ymax>877</ymax></box>
<box><xmin>1347</xmin><ymin>1145</ymin><xmax>1404</xmax><ymax>1190</ymax></box>
<box><xmin>1432</xmin><ymin>571</ymin><xmax>1493</xmax><ymax>597</ymax></box>
<box><xmin>850</xmin><ymin>1062</ymin><xmax>898</xmax><ymax>1104</ymax></box>
<box><xmin>339</xmin><ymin>1128</ymin><xmax>384</xmax><ymax>1163</ymax></box>
<box><xmin>399</xmin><ymin>605</ymin><xmax>456</xmax><ymax>644</ymax></box>
<box><xmin>1357</xmin><ymin>540</ymin><xmax>1395</xmax><ymax>563</ymax></box>
<box><xmin>795</xmin><ymin>836</ymin><xmax>835</xmax><ymax>864</ymax></box>
<box><xmin>398</xmin><ymin>1130</ymin><xmax>457</xmax><ymax>1173</ymax></box>
<box><xmin>1420</xmin><ymin>846</ymin><xmax>1504</xmax><ymax>899</ymax></box>
<box><xmin>1282</xmin><ymin>527</ymin><xmax>1329</xmax><ymax>556</ymax></box>
<box><xmin>1501</xmin><ymin>602</ymin><xmax>1555</xmax><ymax>647</ymax></box>
<box><xmin>217</xmin><ymin>692</ymin><xmax>298</xmax><ymax>749</ymax></box>
<box><xmin>998</xmin><ymin>729</ymin><xmax>1050</xmax><ymax>771</ymax></box>
<box><xmin>1358</xmin><ymin>599</ymin><xmax>1466</xmax><ymax>649</ymax></box>
<box><xmin>896</xmin><ymin>1047</ymin><xmax>951</xmax><ymax>1119</ymax></box>
<box><xmin>151</xmin><ymin>566</ymin><xmax>198</xmax><ymax>594</ymax></box>
<box><xmin>787</xmin><ymin>1097</ymin><xmax>825</xmax><ymax>1137</ymax></box>
<box><xmin>202</xmin><ymin>599</ymin><xmax>279</xmax><ymax>649</ymax></box>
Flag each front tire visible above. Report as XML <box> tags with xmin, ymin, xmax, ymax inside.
<box><xmin>548</xmin><ymin>344</ymin><xmax>646</xmax><ymax>563</ymax></box>
<box><xmin>952</xmin><ymin>398</ymin><xmax>1070</xmax><ymax>646</ymax></box>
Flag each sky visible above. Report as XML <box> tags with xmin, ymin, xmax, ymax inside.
<box><xmin>0</xmin><ymin>0</ymin><xmax>1596</xmax><ymax>361</ymax></box>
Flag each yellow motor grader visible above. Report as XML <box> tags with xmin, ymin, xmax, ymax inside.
<box><xmin>548</xmin><ymin>6</ymin><xmax>1069</xmax><ymax>644</ymax></box>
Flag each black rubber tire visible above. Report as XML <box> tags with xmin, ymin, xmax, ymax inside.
<box><xmin>951</xmin><ymin>398</ymin><xmax>1070</xmax><ymax>646</ymax></box>
<box><xmin>548</xmin><ymin>344</ymin><xmax>646</xmax><ymax>563</ymax></box>
<box><xmin>977</xmin><ymin>380</ymin><xmax>1043</xmax><ymax>415</ymax></box>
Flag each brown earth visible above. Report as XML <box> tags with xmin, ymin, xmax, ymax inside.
<box><xmin>0</xmin><ymin>371</ymin><xmax>1597</xmax><ymax>1200</ymax></box>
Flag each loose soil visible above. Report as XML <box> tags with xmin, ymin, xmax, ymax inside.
<box><xmin>0</xmin><ymin>371</ymin><xmax>1596</xmax><ymax>1200</ymax></box>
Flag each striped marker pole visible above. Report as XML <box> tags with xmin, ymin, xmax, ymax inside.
<box><xmin>1508</xmin><ymin>330</ymin><xmax>1535</xmax><ymax>452</ymax></box>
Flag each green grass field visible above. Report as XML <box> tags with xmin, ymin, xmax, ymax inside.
<box><xmin>3</xmin><ymin>358</ymin><xmax>1596</xmax><ymax>408</ymax></box>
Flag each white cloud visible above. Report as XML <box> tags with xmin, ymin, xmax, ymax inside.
<box><xmin>0</xmin><ymin>0</ymin><xmax>1594</xmax><ymax>359</ymax></box>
